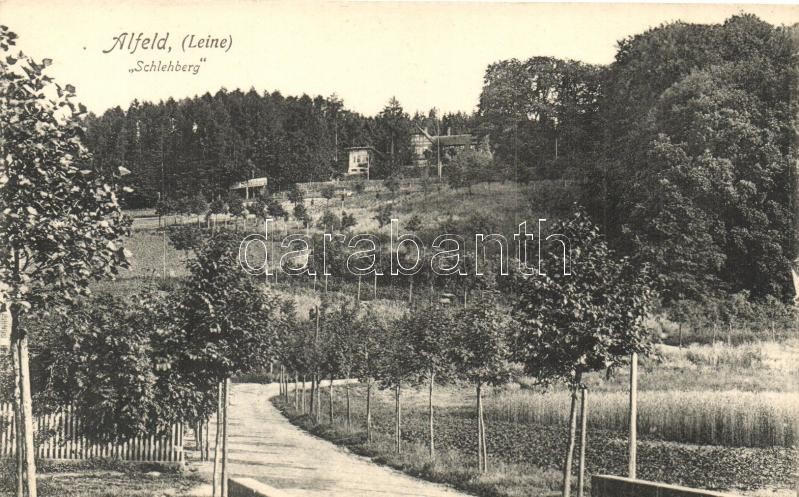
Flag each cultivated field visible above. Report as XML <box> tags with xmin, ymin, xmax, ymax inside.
<box><xmin>273</xmin><ymin>367</ymin><xmax>796</xmax><ymax>497</ymax></box>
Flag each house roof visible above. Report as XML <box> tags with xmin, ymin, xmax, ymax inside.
<box><xmin>231</xmin><ymin>177</ymin><xmax>268</xmax><ymax>190</ymax></box>
<box><xmin>346</xmin><ymin>146</ymin><xmax>384</xmax><ymax>157</ymax></box>
<box><xmin>434</xmin><ymin>134</ymin><xmax>474</xmax><ymax>147</ymax></box>
<box><xmin>412</xmin><ymin>124</ymin><xmax>474</xmax><ymax>148</ymax></box>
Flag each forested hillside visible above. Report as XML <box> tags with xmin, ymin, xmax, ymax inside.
<box><xmin>82</xmin><ymin>14</ymin><xmax>796</xmax><ymax>304</ymax></box>
<box><xmin>83</xmin><ymin>92</ymin><xmax>472</xmax><ymax>207</ymax></box>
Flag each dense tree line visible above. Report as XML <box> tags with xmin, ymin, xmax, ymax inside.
<box><xmin>83</xmin><ymin>91</ymin><xmax>474</xmax><ymax>208</ymax></box>
<box><xmin>475</xmin><ymin>15</ymin><xmax>797</xmax><ymax>304</ymax></box>
<box><xmin>477</xmin><ymin>56</ymin><xmax>603</xmax><ymax>181</ymax></box>
<box><xmin>594</xmin><ymin>15</ymin><xmax>797</xmax><ymax>304</ymax></box>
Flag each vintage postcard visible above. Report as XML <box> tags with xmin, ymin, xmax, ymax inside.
<box><xmin>0</xmin><ymin>1</ymin><xmax>797</xmax><ymax>497</ymax></box>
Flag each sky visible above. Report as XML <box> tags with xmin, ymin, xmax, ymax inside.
<box><xmin>2</xmin><ymin>0</ymin><xmax>797</xmax><ymax>117</ymax></box>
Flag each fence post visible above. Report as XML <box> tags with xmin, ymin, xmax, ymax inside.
<box><xmin>628</xmin><ymin>352</ymin><xmax>638</xmax><ymax>478</ymax></box>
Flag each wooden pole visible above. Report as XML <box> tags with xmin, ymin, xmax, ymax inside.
<box><xmin>577</xmin><ymin>387</ymin><xmax>588</xmax><ymax>497</ymax></box>
<box><xmin>281</xmin><ymin>366</ymin><xmax>286</xmax><ymax>399</ymax></box>
<box><xmin>476</xmin><ymin>382</ymin><xmax>483</xmax><ymax>472</ymax></box>
<box><xmin>480</xmin><ymin>384</ymin><xmax>487</xmax><ymax>472</ymax></box>
<box><xmin>309</xmin><ymin>375</ymin><xmax>315</xmax><ymax>419</ymax></box>
<box><xmin>315</xmin><ymin>306</ymin><xmax>321</xmax><ymax>424</ymax></box>
<box><xmin>562</xmin><ymin>386</ymin><xmax>579</xmax><ymax>497</ymax></box>
<box><xmin>429</xmin><ymin>371</ymin><xmax>435</xmax><ymax>460</ymax></box>
<box><xmin>13</xmin><ymin>314</ymin><xmax>37</xmax><ymax>497</ymax></box>
<box><xmin>196</xmin><ymin>421</ymin><xmax>203</xmax><ymax>460</ymax></box>
<box><xmin>628</xmin><ymin>353</ymin><xmax>638</xmax><ymax>479</ymax></box>
<box><xmin>294</xmin><ymin>374</ymin><xmax>299</xmax><ymax>409</ymax></box>
<box><xmin>221</xmin><ymin>378</ymin><xmax>230</xmax><ymax>497</ymax></box>
<box><xmin>315</xmin><ymin>374</ymin><xmax>321</xmax><ymax>424</ymax></box>
<box><xmin>366</xmin><ymin>382</ymin><xmax>372</xmax><ymax>443</ymax></box>
<box><xmin>162</xmin><ymin>227</ymin><xmax>167</xmax><ymax>279</ymax></box>
<box><xmin>345</xmin><ymin>382</ymin><xmax>351</xmax><ymax>431</ymax></box>
<box><xmin>204</xmin><ymin>419</ymin><xmax>210</xmax><ymax>461</ymax></box>
<box><xmin>301</xmin><ymin>375</ymin><xmax>306</xmax><ymax>413</ymax></box>
<box><xmin>329</xmin><ymin>375</ymin><xmax>334</xmax><ymax>425</ymax></box>
<box><xmin>395</xmin><ymin>384</ymin><xmax>401</xmax><ymax>454</ymax></box>
<box><xmin>212</xmin><ymin>382</ymin><xmax>222</xmax><ymax>497</ymax></box>
<box><xmin>12</xmin><ymin>337</ymin><xmax>24</xmax><ymax>497</ymax></box>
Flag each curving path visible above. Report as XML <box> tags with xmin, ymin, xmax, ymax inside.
<box><xmin>204</xmin><ymin>382</ymin><xmax>471</xmax><ymax>497</ymax></box>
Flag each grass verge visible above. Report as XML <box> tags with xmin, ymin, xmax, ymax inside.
<box><xmin>0</xmin><ymin>459</ymin><xmax>206</xmax><ymax>497</ymax></box>
<box><xmin>271</xmin><ymin>395</ymin><xmax>563</xmax><ymax>497</ymax></box>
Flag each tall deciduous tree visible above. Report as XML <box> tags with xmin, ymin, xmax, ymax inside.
<box><xmin>595</xmin><ymin>15</ymin><xmax>795</xmax><ymax>303</ymax></box>
<box><xmin>0</xmin><ymin>26</ymin><xmax>132</xmax><ymax>497</ymax></box>
<box><xmin>477</xmin><ymin>56</ymin><xmax>602</xmax><ymax>180</ymax></box>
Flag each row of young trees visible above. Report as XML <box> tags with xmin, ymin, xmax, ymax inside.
<box><xmin>275</xmin><ymin>297</ymin><xmax>510</xmax><ymax>464</ymax></box>
<box><xmin>272</xmin><ymin>210</ymin><xmax>653</xmax><ymax>497</ymax></box>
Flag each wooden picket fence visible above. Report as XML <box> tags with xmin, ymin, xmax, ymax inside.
<box><xmin>0</xmin><ymin>403</ymin><xmax>184</xmax><ymax>464</ymax></box>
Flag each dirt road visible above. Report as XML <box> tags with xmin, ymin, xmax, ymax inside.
<box><xmin>196</xmin><ymin>382</ymin><xmax>471</xmax><ymax>497</ymax></box>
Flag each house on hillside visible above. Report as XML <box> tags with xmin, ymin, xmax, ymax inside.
<box><xmin>411</xmin><ymin>126</ymin><xmax>478</xmax><ymax>168</ymax></box>
<box><xmin>230</xmin><ymin>177</ymin><xmax>268</xmax><ymax>200</ymax></box>
<box><xmin>346</xmin><ymin>146</ymin><xmax>378</xmax><ymax>178</ymax></box>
